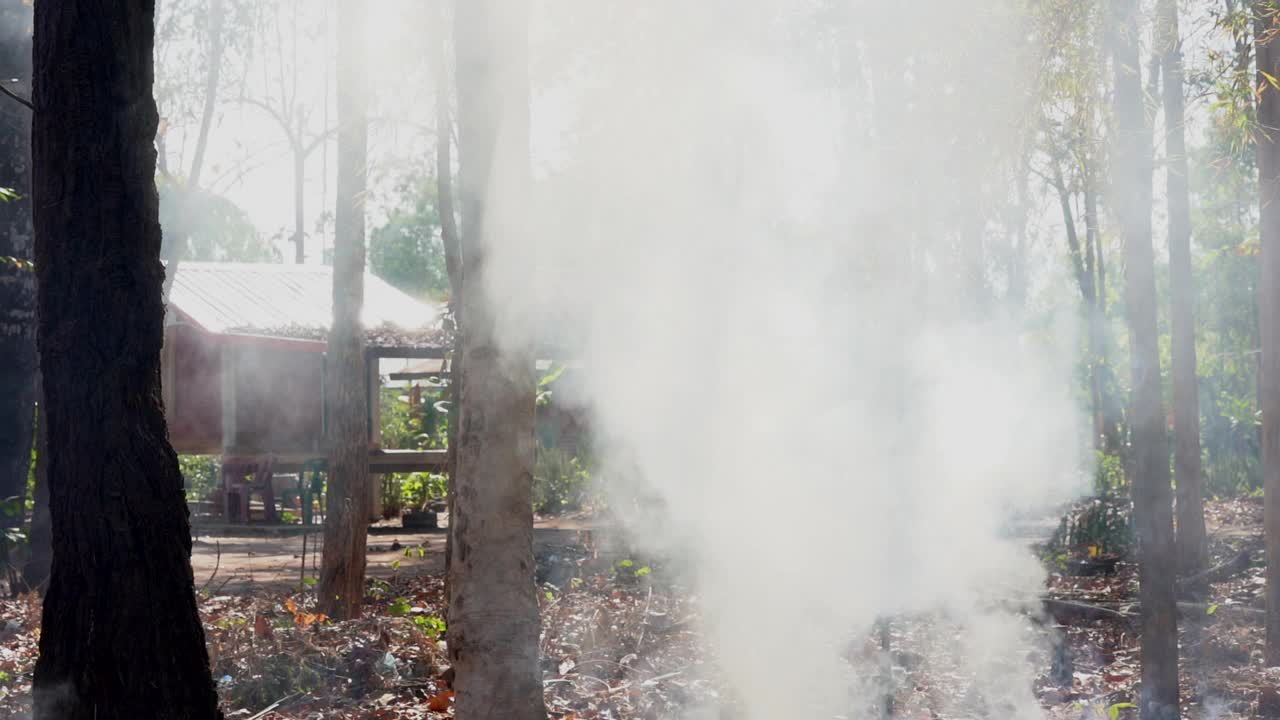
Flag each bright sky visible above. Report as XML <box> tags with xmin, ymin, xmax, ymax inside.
<box><xmin>158</xmin><ymin>0</ymin><xmax>437</xmax><ymax>263</ymax></box>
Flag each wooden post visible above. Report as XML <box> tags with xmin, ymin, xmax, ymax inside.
<box><xmin>220</xmin><ymin>343</ymin><xmax>237</xmax><ymax>451</ymax></box>
<box><xmin>220</xmin><ymin>344</ymin><xmax>238</xmax><ymax>521</ymax></box>
<box><xmin>161</xmin><ymin>325</ymin><xmax>176</xmax><ymax>421</ymax></box>
<box><xmin>367</xmin><ymin>353</ymin><xmax>381</xmax><ymax>448</ymax></box>
<box><xmin>368</xmin><ymin>354</ymin><xmax>382</xmax><ymax>521</ymax></box>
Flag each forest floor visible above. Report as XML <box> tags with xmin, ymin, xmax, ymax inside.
<box><xmin>0</xmin><ymin>499</ymin><xmax>1272</xmax><ymax>718</ymax></box>
<box><xmin>186</xmin><ymin>514</ymin><xmax>601</xmax><ymax>592</ymax></box>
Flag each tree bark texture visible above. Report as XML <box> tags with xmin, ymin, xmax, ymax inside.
<box><xmin>1158</xmin><ymin>0</ymin><xmax>1208</xmax><ymax>578</ymax></box>
<box><xmin>1257</xmin><ymin>0</ymin><xmax>1280</xmax><ymax>666</ymax></box>
<box><xmin>318</xmin><ymin>0</ymin><xmax>370</xmax><ymax>621</ymax></box>
<box><xmin>1112</xmin><ymin>0</ymin><xmax>1180</xmax><ymax>716</ymax></box>
<box><xmin>448</xmin><ymin>1</ymin><xmax>548</xmax><ymax>718</ymax></box>
<box><xmin>30</xmin><ymin>1</ymin><xmax>222</xmax><ymax>717</ymax></box>
<box><xmin>0</xmin><ymin>1</ymin><xmax>36</xmax><ymax>538</ymax></box>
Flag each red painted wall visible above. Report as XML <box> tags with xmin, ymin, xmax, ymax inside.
<box><xmin>165</xmin><ymin>324</ymin><xmax>325</xmax><ymax>455</ymax></box>
<box><xmin>168</xmin><ymin>324</ymin><xmax>222</xmax><ymax>454</ymax></box>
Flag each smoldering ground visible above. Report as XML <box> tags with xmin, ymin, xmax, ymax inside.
<box><xmin>462</xmin><ymin>1</ymin><xmax>1091</xmax><ymax>718</ymax></box>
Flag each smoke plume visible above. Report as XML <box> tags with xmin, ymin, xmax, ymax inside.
<box><xmin>477</xmin><ymin>1</ymin><xmax>1089</xmax><ymax>716</ymax></box>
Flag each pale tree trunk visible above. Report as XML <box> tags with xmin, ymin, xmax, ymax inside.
<box><xmin>1083</xmin><ymin>180</ymin><xmax>1123</xmax><ymax>453</ymax></box>
<box><xmin>1112</xmin><ymin>0</ymin><xmax>1180</xmax><ymax>716</ymax></box>
<box><xmin>436</xmin><ymin>4</ymin><xmax>463</xmax><ymax>585</ymax></box>
<box><xmin>0</xmin><ymin>1</ymin><xmax>36</xmax><ymax>550</ymax></box>
<box><xmin>30</xmin><ymin>0</ymin><xmax>222</xmax><ymax>715</ymax></box>
<box><xmin>1051</xmin><ymin>159</ymin><xmax>1116</xmax><ymax>454</ymax></box>
<box><xmin>162</xmin><ymin>0</ymin><xmax>225</xmax><ymax>302</ymax></box>
<box><xmin>447</xmin><ymin>0</ymin><xmax>548</xmax><ymax>717</ymax></box>
<box><xmin>1256</xmin><ymin>0</ymin><xmax>1280</xmax><ymax>666</ymax></box>
<box><xmin>293</xmin><ymin>146</ymin><xmax>306</xmax><ymax>263</ymax></box>
<box><xmin>1158</xmin><ymin>0</ymin><xmax>1208</xmax><ymax>578</ymax></box>
<box><xmin>318</xmin><ymin>0</ymin><xmax>370</xmax><ymax>621</ymax></box>
<box><xmin>186</xmin><ymin>0</ymin><xmax>222</xmax><ymax>193</ymax></box>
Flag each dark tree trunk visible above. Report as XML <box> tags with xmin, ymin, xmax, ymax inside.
<box><xmin>1158</xmin><ymin>0</ymin><xmax>1208</xmax><ymax>578</ymax></box>
<box><xmin>318</xmin><ymin>0</ymin><xmax>370</xmax><ymax>621</ymax></box>
<box><xmin>447</xmin><ymin>1</ymin><xmax>548</xmax><ymax>717</ymax></box>
<box><xmin>1112</xmin><ymin>0</ymin><xmax>1180</xmax><ymax>716</ymax></box>
<box><xmin>1257</xmin><ymin>0</ymin><xmax>1280</xmax><ymax>667</ymax></box>
<box><xmin>0</xmin><ymin>1</ymin><xmax>36</xmax><ymax>544</ymax></box>
<box><xmin>30</xmin><ymin>2</ymin><xmax>222</xmax><ymax>717</ymax></box>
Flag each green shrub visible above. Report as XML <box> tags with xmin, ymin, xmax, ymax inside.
<box><xmin>1093</xmin><ymin>450</ymin><xmax>1126</xmax><ymax>496</ymax></box>
<box><xmin>179</xmin><ymin>455</ymin><xmax>220</xmax><ymax>503</ymax></box>
<box><xmin>386</xmin><ymin>472</ymin><xmax>447</xmax><ymax>514</ymax></box>
<box><xmin>533</xmin><ymin>448</ymin><xmax>594</xmax><ymax>515</ymax></box>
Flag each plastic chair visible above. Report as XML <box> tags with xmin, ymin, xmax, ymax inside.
<box><xmin>220</xmin><ymin>455</ymin><xmax>278</xmax><ymax>523</ymax></box>
<box><xmin>300</xmin><ymin>459</ymin><xmax>327</xmax><ymax>526</ymax></box>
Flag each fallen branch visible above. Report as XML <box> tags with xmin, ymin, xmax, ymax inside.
<box><xmin>641</xmin><ymin>670</ymin><xmax>685</xmax><ymax>686</ymax></box>
<box><xmin>246</xmin><ymin>692</ymin><xmax>301</xmax><ymax>720</ymax></box>
<box><xmin>1176</xmin><ymin>550</ymin><xmax>1253</xmax><ymax>596</ymax></box>
<box><xmin>199</xmin><ymin>541</ymin><xmax>221</xmax><ymax>593</ymax></box>
<box><xmin>1040</xmin><ymin>597</ymin><xmax>1134</xmax><ymax>623</ymax></box>
<box><xmin>1035</xmin><ymin>595</ymin><xmax>1264</xmax><ymax>625</ymax></box>
<box><xmin>1176</xmin><ymin>601</ymin><xmax>1265</xmax><ymax>623</ymax></box>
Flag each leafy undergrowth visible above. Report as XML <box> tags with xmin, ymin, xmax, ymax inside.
<box><xmin>1037</xmin><ymin>497</ymin><xmax>1274</xmax><ymax>719</ymax></box>
<box><xmin>0</xmin><ymin>562</ymin><xmax>717</xmax><ymax>719</ymax></box>
<box><xmin>0</xmin><ymin>498</ymin><xmax>1275</xmax><ymax>718</ymax></box>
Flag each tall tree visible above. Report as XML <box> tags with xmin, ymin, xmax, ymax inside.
<box><xmin>1112</xmin><ymin>0</ymin><xmax>1180</xmax><ymax>716</ymax></box>
<box><xmin>318</xmin><ymin>0</ymin><xmax>370</xmax><ymax>620</ymax></box>
<box><xmin>435</xmin><ymin>2</ymin><xmax>463</xmax><ymax>588</ymax></box>
<box><xmin>158</xmin><ymin>0</ymin><xmax>229</xmax><ymax>299</ymax></box>
<box><xmin>447</xmin><ymin>1</ymin><xmax>548</xmax><ymax>717</ymax></box>
<box><xmin>0</xmin><ymin>1</ymin><xmax>36</xmax><ymax>556</ymax></box>
<box><xmin>29</xmin><ymin>0</ymin><xmax>222</xmax><ymax>716</ymax></box>
<box><xmin>237</xmin><ymin>0</ymin><xmax>333</xmax><ymax>264</ymax></box>
<box><xmin>1158</xmin><ymin>0</ymin><xmax>1208</xmax><ymax>578</ymax></box>
<box><xmin>1257</xmin><ymin>0</ymin><xmax>1280</xmax><ymax>665</ymax></box>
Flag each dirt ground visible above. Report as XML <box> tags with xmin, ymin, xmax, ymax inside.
<box><xmin>190</xmin><ymin>515</ymin><xmax>603</xmax><ymax>592</ymax></box>
<box><xmin>0</xmin><ymin>501</ymin><xmax>1270</xmax><ymax>718</ymax></box>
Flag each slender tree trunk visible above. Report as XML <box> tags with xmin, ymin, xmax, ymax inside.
<box><xmin>162</xmin><ymin>0</ymin><xmax>225</xmax><ymax>303</ymax></box>
<box><xmin>186</xmin><ymin>0</ymin><xmax>222</xmax><ymax>192</ymax></box>
<box><xmin>294</xmin><ymin>147</ymin><xmax>306</xmax><ymax>263</ymax></box>
<box><xmin>1050</xmin><ymin>162</ymin><xmax>1110</xmax><ymax>450</ymax></box>
<box><xmin>438</xmin><ymin>22</ymin><xmax>461</xmax><ymax>305</ymax></box>
<box><xmin>1257</xmin><ymin>0</ymin><xmax>1280</xmax><ymax>666</ymax></box>
<box><xmin>1112</xmin><ymin>0</ymin><xmax>1180</xmax><ymax>716</ymax></box>
<box><xmin>30</xmin><ymin>1</ymin><xmax>222</xmax><ymax>716</ymax></box>
<box><xmin>1083</xmin><ymin>175</ymin><xmax>1124</xmax><ymax>454</ymax></box>
<box><xmin>23</xmin><ymin>391</ymin><xmax>49</xmax><ymax>593</ymax></box>
<box><xmin>448</xmin><ymin>1</ymin><xmax>548</xmax><ymax>717</ymax></box>
<box><xmin>436</xmin><ymin>6</ymin><xmax>463</xmax><ymax>586</ymax></box>
<box><xmin>1158</xmin><ymin>0</ymin><xmax>1208</xmax><ymax>578</ymax></box>
<box><xmin>318</xmin><ymin>0</ymin><xmax>370</xmax><ymax>621</ymax></box>
<box><xmin>0</xmin><ymin>1</ymin><xmax>36</xmax><ymax>546</ymax></box>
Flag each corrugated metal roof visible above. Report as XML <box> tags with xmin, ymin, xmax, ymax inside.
<box><xmin>167</xmin><ymin>262</ymin><xmax>446</xmax><ymax>346</ymax></box>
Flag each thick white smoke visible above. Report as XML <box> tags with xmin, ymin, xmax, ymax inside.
<box><xmin>479</xmin><ymin>1</ymin><xmax>1088</xmax><ymax>717</ymax></box>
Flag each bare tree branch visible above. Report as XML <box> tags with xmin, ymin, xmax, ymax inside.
<box><xmin>0</xmin><ymin>84</ymin><xmax>32</xmax><ymax>112</ymax></box>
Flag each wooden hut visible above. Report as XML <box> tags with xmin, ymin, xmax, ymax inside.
<box><xmin>162</xmin><ymin>262</ymin><xmax>450</xmax><ymax>522</ymax></box>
